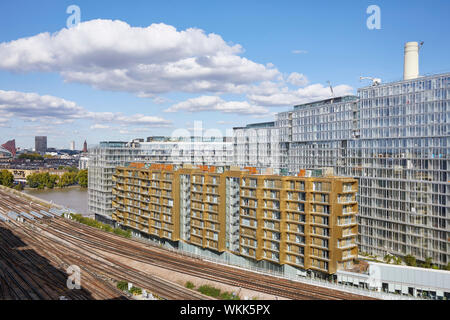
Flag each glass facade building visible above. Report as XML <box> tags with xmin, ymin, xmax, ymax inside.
<box><xmin>88</xmin><ymin>139</ymin><xmax>233</xmax><ymax>224</ymax></box>
<box><xmin>236</xmin><ymin>72</ymin><xmax>449</xmax><ymax>267</ymax></box>
<box><xmin>354</xmin><ymin>73</ymin><xmax>448</xmax><ymax>266</ymax></box>
<box><xmin>233</xmin><ymin>121</ymin><xmax>280</xmax><ymax>173</ymax></box>
<box><xmin>88</xmin><ymin>142</ymin><xmax>141</xmax><ymax>223</ymax></box>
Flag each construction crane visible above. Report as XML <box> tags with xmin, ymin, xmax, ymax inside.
<box><xmin>327</xmin><ymin>80</ymin><xmax>334</xmax><ymax>98</ymax></box>
<box><xmin>359</xmin><ymin>76</ymin><xmax>382</xmax><ymax>86</ymax></box>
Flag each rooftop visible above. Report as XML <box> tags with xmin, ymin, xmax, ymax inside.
<box><xmin>233</xmin><ymin>121</ymin><xmax>275</xmax><ymax>130</ymax></box>
<box><xmin>293</xmin><ymin>95</ymin><xmax>358</xmax><ymax>110</ymax></box>
<box><xmin>357</xmin><ymin>71</ymin><xmax>450</xmax><ymax>91</ymax></box>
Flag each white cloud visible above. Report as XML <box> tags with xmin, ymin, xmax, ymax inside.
<box><xmin>165</xmin><ymin>95</ymin><xmax>270</xmax><ymax>116</ymax></box>
<box><xmin>90</xmin><ymin>124</ymin><xmax>110</xmax><ymax>129</ymax></box>
<box><xmin>292</xmin><ymin>49</ymin><xmax>308</xmax><ymax>54</ymax></box>
<box><xmin>118</xmin><ymin>127</ymin><xmax>152</xmax><ymax>135</ymax></box>
<box><xmin>0</xmin><ymin>89</ymin><xmax>84</xmax><ymax>123</ymax></box>
<box><xmin>287</xmin><ymin>72</ymin><xmax>309</xmax><ymax>87</ymax></box>
<box><xmin>0</xmin><ymin>19</ymin><xmax>279</xmax><ymax>96</ymax></box>
<box><xmin>113</xmin><ymin>114</ymin><xmax>172</xmax><ymax>127</ymax></box>
<box><xmin>247</xmin><ymin>83</ymin><xmax>354</xmax><ymax>107</ymax></box>
<box><xmin>0</xmin><ymin>19</ymin><xmax>355</xmax><ymax>120</ymax></box>
<box><xmin>0</xmin><ymin>89</ymin><xmax>172</xmax><ymax>127</ymax></box>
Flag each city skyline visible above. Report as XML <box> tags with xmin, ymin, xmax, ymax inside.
<box><xmin>0</xmin><ymin>0</ymin><xmax>449</xmax><ymax>149</ymax></box>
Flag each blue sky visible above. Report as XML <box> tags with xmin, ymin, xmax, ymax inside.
<box><xmin>0</xmin><ymin>0</ymin><xmax>449</xmax><ymax>149</ymax></box>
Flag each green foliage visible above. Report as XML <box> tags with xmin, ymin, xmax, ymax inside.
<box><xmin>404</xmin><ymin>254</ymin><xmax>417</xmax><ymax>267</ymax></box>
<box><xmin>385</xmin><ymin>254</ymin><xmax>401</xmax><ymax>265</ymax></box>
<box><xmin>0</xmin><ymin>170</ymin><xmax>14</xmax><ymax>187</ymax></box>
<box><xmin>18</xmin><ymin>153</ymin><xmax>44</xmax><ymax>160</ymax></box>
<box><xmin>196</xmin><ymin>284</ymin><xmax>240</xmax><ymax>300</ymax></box>
<box><xmin>117</xmin><ymin>281</ymin><xmax>128</xmax><ymax>291</ymax></box>
<box><xmin>26</xmin><ymin>172</ymin><xmax>58</xmax><ymax>189</ymax></box>
<box><xmin>185</xmin><ymin>281</ymin><xmax>195</xmax><ymax>289</ymax></box>
<box><xmin>219</xmin><ymin>291</ymin><xmax>240</xmax><ymax>300</ymax></box>
<box><xmin>197</xmin><ymin>285</ymin><xmax>221</xmax><ymax>297</ymax></box>
<box><xmin>70</xmin><ymin>213</ymin><xmax>131</xmax><ymax>239</ymax></box>
<box><xmin>113</xmin><ymin>227</ymin><xmax>131</xmax><ymax>238</ymax></box>
<box><xmin>26</xmin><ymin>169</ymin><xmax>87</xmax><ymax>189</ymax></box>
<box><xmin>66</xmin><ymin>166</ymin><xmax>79</xmax><ymax>173</ymax></box>
<box><xmin>420</xmin><ymin>257</ymin><xmax>433</xmax><ymax>269</ymax></box>
<box><xmin>445</xmin><ymin>263</ymin><xmax>450</xmax><ymax>271</ymax></box>
<box><xmin>129</xmin><ymin>286</ymin><xmax>142</xmax><ymax>295</ymax></box>
<box><xmin>57</xmin><ymin>172</ymin><xmax>78</xmax><ymax>187</ymax></box>
<box><xmin>393</xmin><ymin>256</ymin><xmax>402</xmax><ymax>265</ymax></box>
<box><xmin>76</xmin><ymin>169</ymin><xmax>88</xmax><ymax>188</ymax></box>
<box><xmin>13</xmin><ymin>183</ymin><xmax>24</xmax><ymax>191</ymax></box>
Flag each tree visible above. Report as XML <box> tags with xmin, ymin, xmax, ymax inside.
<box><xmin>26</xmin><ymin>172</ymin><xmax>58</xmax><ymax>189</ymax></box>
<box><xmin>18</xmin><ymin>153</ymin><xmax>44</xmax><ymax>160</ymax></box>
<box><xmin>129</xmin><ymin>286</ymin><xmax>142</xmax><ymax>295</ymax></box>
<box><xmin>77</xmin><ymin>169</ymin><xmax>88</xmax><ymax>188</ymax></box>
<box><xmin>26</xmin><ymin>173</ymin><xmax>40</xmax><ymax>188</ymax></box>
<box><xmin>421</xmin><ymin>257</ymin><xmax>433</xmax><ymax>269</ymax></box>
<box><xmin>14</xmin><ymin>183</ymin><xmax>24</xmax><ymax>191</ymax></box>
<box><xmin>57</xmin><ymin>172</ymin><xmax>78</xmax><ymax>187</ymax></box>
<box><xmin>116</xmin><ymin>281</ymin><xmax>128</xmax><ymax>291</ymax></box>
<box><xmin>0</xmin><ymin>170</ymin><xmax>14</xmax><ymax>187</ymax></box>
<box><xmin>67</xmin><ymin>166</ymin><xmax>79</xmax><ymax>173</ymax></box>
<box><xmin>404</xmin><ymin>254</ymin><xmax>417</xmax><ymax>267</ymax></box>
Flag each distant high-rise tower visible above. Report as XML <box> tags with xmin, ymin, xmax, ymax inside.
<box><xmin>70</xmin><ymin>141</ymin><xmax>75</xmax><ymax>151</ymax></box>
<box><xmin>35</xmin><ymin>136</ymin><xmax>47</xmax><ymax>154</ymax></box>
<box><xmin>83</xmin><ymin>140</ymin><xmax>88</xmax><ymax>153</ymax></box>
<box><xmin>1</xmin><ymin>139</ymin><xmax>16</xmax><ymax>157</ymax></box>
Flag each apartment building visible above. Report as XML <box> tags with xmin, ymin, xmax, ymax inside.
<box><xmin>112</xmin><ymin>163</ymin><xmax>358</xmax><ymax>275</ymax></box>
<box><xmin>233</xmin><ymin>122</ymin><xmax>280</xmax><ymax>173</ymax></box>
<box><xmin>89</xmin><ymin>138</ymin><xmax>233</xmax><ymax>224</ymax></box>
<box><xmin>232</xmin><ymin>43</ymin><xmax>449</xmax><ymax>268</ymax></box>
<box><xmin>138</xmin><ymin>137</ymin><xmax>233</xmax><ymax>166</ymax></box>
<box><xmin>88</xmin><ymin>141</ymin><xmax>141</xmax><ymax>223</ymax></box>
<box><xmin>274</xmin><ymin>73</ymin><xmax>449</xmax><ymax>267</ymax></box>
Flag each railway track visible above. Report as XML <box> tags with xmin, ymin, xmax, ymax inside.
<box><xmin>0</xmin><ymin>187</ymin><xmax>374</xmax><ymax>300</ymax></box>
<box><xmin>44</xmin><ymin>217</ymin><xmax>372</xmax><ymax>300</ymax></box>
<box><xmin>0</xmin><ymin>190</ymin><xmax>209</xmax><ymax>300</ymax></box>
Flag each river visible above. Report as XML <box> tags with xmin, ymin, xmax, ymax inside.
<box><xmin>23</xmin><ymin>187</ymin><xmax>91</xmax><ymax>216</ymax></box>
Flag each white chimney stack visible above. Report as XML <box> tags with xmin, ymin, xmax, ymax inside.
<box><xmin>403</xmin><ymin>41</ymin><xmax>419</xmax><ymax>80</ymax></box>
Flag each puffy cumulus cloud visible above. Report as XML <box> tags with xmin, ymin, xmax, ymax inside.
<box><xmin>0</xmin><ymin>19</ymin><xmax>279</xmax><ymax>95</ymax></box>
<box><xmin>247</xmin><ymin>83</ymin><xmax>354</xmax><ymax>107</ymax></box>
<box><xmin>90</xmin><ymin>124</ymin><xmax>110</xmax><ymax>129</ymax></box>
<box><xmin>118</xmin><ymin>127</ymin><xmax>153</xmax><ymax>135</ymax></box>
<box><xmin>0</xmin><ymin>89</ymin><xmax>84</xmax><ymax>122</ymax></box>
<box><xmin>286</xmin><ymin>72</ymin><xmax>309</xmax><ymax>87</ymax></box>
<box><xmin>112</xmin><ymin>114</ymin><xmax>172</xmax><ymax>127</ymax></box>
<box><xmin>165</xmin><ymin>95</ymin><xmax>270</xmax><ymax>116</ymax></box>
<box><xmin>0</xmin><ymin>89</ymin><xmax>172</xmax><ymax>127</ymax></box>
